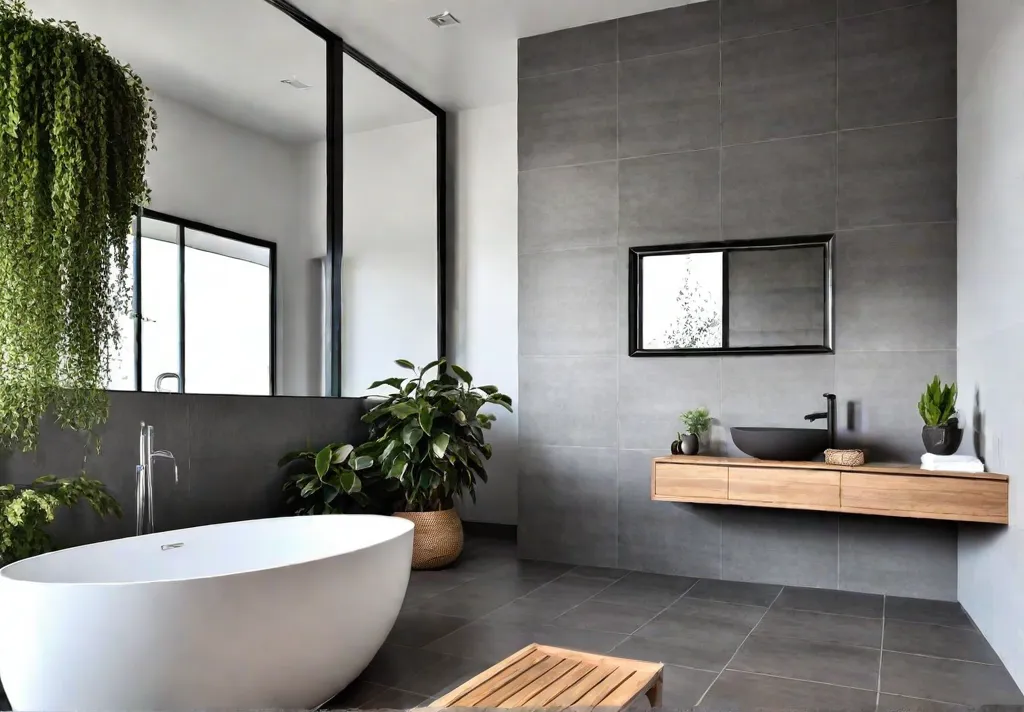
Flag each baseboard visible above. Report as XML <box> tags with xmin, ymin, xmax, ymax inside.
<box><xmin>462</xmin><ymin>521</ymin><xmax>517</xmax><ymax>541</ymax></box>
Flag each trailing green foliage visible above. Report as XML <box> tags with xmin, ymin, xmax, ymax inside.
<box><xmin>280</xmin><ymin>442</ymin><xmax>398</xmax><ymax>515</ymax></box>
<box><xmin>0</xmin><ymin>0</ymin><xmax>157</xmax><ymax>450</ymax></box>
<box><xmin>0</xmin><ymin>474</ymin><xmax>121</xmax><ymax>564</ymax></box>
<box><xmin>362</xmin><ymin>359</ymin><xmax>512</xmax><ymax>512</ymax></box>
<box><xmin>680</xmin><ymin>407</ymin><xmax>712</xmax><ymax>437</ymax></box>
<box><xmin>918</xmin><ymin>375</ymin><xmax>957</xmax><ymax>426</ymax></box>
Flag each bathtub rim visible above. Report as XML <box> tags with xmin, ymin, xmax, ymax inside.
<box><xmin>0</xmin><ymin>514</ymin><xmax>414</xmax><ymax>587</ymax></box>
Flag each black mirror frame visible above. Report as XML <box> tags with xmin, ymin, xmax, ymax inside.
<box><xmin>628</xmin><ymin>234</ymin><xmax>835</xmax><ymax>358</ymax></box>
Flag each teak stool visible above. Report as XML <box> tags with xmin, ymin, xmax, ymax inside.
<box><xmin>426</xmin><ymin>643</ymin><xmax>665</xmax><ymax>709</ymax></box>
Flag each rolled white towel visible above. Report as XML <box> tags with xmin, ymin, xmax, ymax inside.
<box><xmin>920</xmin><ymin>453</ymin><xmax>985</xmax><ymax>473</ymax></box>
<box><xmin>921</xmin><ymin>453</ymin><xmax>983</xmax><ymax>466</ymax></box>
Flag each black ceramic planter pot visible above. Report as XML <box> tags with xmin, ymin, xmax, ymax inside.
<box><xmin>922</xmin><ymin>418</ymin><xmax>964</xmax><ymax>455</ymax></box>
<box><xmin>670</xmin><ymin>440</ymin><xmax>681</xmax><ymax>455</ymax></box>
<box><xmin>681</xmin><ymin>434</ymin><xmax>700</xmax><ymax>455</ymax></box>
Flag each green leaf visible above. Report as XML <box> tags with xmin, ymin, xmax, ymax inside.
<box><xmin>419</xmin><ymin>407</ymin><xmax>435</xmax><ymax>435</ymax></box>
<box><xmin>479</xmin><ymin>385</ymin><xmax>499</xmax><ymax>395</ymax></box>
<box><xmin>368</xmin><ymin>377</ymin><xmax>405</xmax><ymax>391</ymax></box>
<box><xmin>395</xmin><ymin>359</ymin><xmax>416</xmax><ymax>370</ymax></box>
<box><xmin>331</xmin><ymin>444</ymin><xmax>354</xmax><ymax>464</ymax></box>
<box><xmin>454</xmin><ymin>410</ymin><xmax>467</xmax><ymax>425</ymax></box>
<box><xmin>321</xmin><ymin>484</ymin><xmax>340</xmax><ymax>505</ymax></box>
<box><xmin>388</xmin><ymin>456</ymin><xmax>409</xmax><ymax>480</ymax></box>
<box><xmin>451</xmin><ymin>365</ymin><xmax>473</xmax><ymax>384</ymax></box>
<box><xmin>391</xmin><ymin>402</ymin><xmax>419</xmax><ymax>419</ymax></box>
<box><xmin>431</xmin><ymin>432</ymin><xmax>451</xmax><ymax>459</ymax></box>
<box><xmin>402</xmin><ymin>422</ymin><xmax>424</xmax><ymax>448</ymax></box>
<box><xmin>351</xmin><ymin>455</ymin><xmax>374</xmax><ymax>471</ymax></box>
<box><xmin>315</xmin><ymin>446</ymin><xmax>332</xmax><ymax>479</ymax></box>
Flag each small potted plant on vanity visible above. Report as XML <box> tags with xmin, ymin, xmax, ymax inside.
<box><xmin>362</xmin><ymin>359</ymin><xmax>512</xmax><ymax>570</ymax></box>
<box><xmin>918</xmin><ymin>375</ymin><xmax>964</xmax><ymax>455</ymax></box>
<box><xmin>673</xmin><ymin>407</ymin><xmax>711</xmax><ymax>456</ymax></box>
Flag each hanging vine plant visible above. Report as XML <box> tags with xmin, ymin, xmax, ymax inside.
<box><xmin>0</xmin><ymin>0</ymin><xmax>156</xmax><ymax>450</ymax></box>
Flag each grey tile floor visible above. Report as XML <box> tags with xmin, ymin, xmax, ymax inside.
<box><xmin>328</xmin><ymin>535</ymin><xmax>1024</xmax><ymax>710</ymax></box>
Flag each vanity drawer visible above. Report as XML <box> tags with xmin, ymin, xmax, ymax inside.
<box><xmin>654</xmin><ymin>463</ymin><xmax>728</xmax><ymax>500</ymax></box>
<box><xmin>841</xmin><ymin>472</ymin><xmax>1009</xmax><ymax>523</ymax></box>
<box><xmin>729</xmin><ymin>467</ymin><xmax>840</xmax><ymax>508</ymax></box>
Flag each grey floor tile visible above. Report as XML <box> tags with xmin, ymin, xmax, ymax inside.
<box><xmin>553</xmin><ymin>600</ymin><xmax>662</xmax><ymax>634</ymax></box>
<box><xmin>880</xmin><ymin>651</ymin><xmax>1024</xmax><ymax>706</ymax></box>
<box><xmin>609</xmin><ymin>636</ymin><xmax>726</xmax><ymax>673</ymax></box>
<box><xmin>775</xmin><ymin>585</ymin><xmax>884</xmax><ymax>618</ymax></box>
<box><xmin>702</xmin><ymin>669</ymin><xmax>877</xmax><ymax>711</ymax></box>
<box><xmin>686</xmin><ymin>578</ymin><xmax>783</xmax><ymax>607</ymax></box>
<box><xmin>482</xmin><ymin>597</ymin><xmax>579</xmax><ymax>626</ymax></box>
<box><xmin>325</xmin><ymin>680</ymin><xmax>389</xmax><ymax>710</ymax></box>
<box><xmin>632</xmin><ymin>611</ymin><xmax>755</xmax><ymax>670</ymax></box>
<box><xmin>663</xmin><ymin>597</ymin><xmax>768</xmax><ymax>627</ymax></box>
<box><xmin>593</xmin><ymin>574</ymin><xmax>698</xmax><ymax>609</ymax></box>
<box><xmin>885</xmin><ymin>597</ymin><xmax>974</xmax><ymax>629</ymax></box>
<box><xmin>876</xmin><ymin>693</ymin><xmax>970</xmax><ymax>712</ymax></box>
<box><xmin>525</xmin><ymin>573</ymin><xmax>613</xmax><ymax>604</ymax></box>
<box><xmin>883</xmin><ymin>619</ymin><xmax>1000</xmax><ymax>664</ymax></box>
<box><xmin>416</xmin><ymin>578</ymin><xmax>542</xmax><ymax>619</ymax></box>
<box><xmin>385</xmin><ymin>611</ymin><xmax>472</xmax><ymax>648</ymax></box>
<box><xmin>754</xmin><ymin>607</ymin><xmax>883</xmax><ymax>648</ymax></box>
<box><xmin>424</xmin><ymin>621</ymin><xmax>541</xmax><ymax>663</ymax></box>
<box><xmin>360</xmin><ymin>645</ymin><xmax>453</xmax><ymax>687</ymax></box>
<box><xmin>661</xmin><ymin>664</ymin><xmax>719</xmax><ymax>708</ymax></box>
<box><xmin>729</xmin><ymin>633</ymin><xmax>880</xmax><ymax>690</ymax></box>
<box><xmin>360</xmin><ymin>687</ymin><xmax>427</xmax><ymax>710</ymax></box>
<box><xmin>389</xmin><ymin>654</ymin><xmax>487</xmax><ymax>698</ymax></box>
<box><xmin>569</xmin><ymin>565</ymin><xmax>630</xmax><ymax>581</ymax></box>
<box><xmin>529</xmin><ymin>624</ymin><xmax>630</xmax><ymax>656</ymax></box>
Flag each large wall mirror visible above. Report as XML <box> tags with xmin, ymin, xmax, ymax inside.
<box><xmin>628</xmin><ymin>235</ymin><xmax>835</xmax><ymax>356</ymax></box>
<box><xmin>25</xmin><ymin>0</ymin><xmax>446</xmax><ymax>398</ymax></box>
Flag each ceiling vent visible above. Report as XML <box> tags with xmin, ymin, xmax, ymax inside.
<box><xmin>428</xmin><ymin>11</ymin><xmax>460</xmax><ymax>27</ymax></box>
<box><xmin>280</xmin><ymin>78</ymin><xmax>311</xmax><ymax>90</ymax></box>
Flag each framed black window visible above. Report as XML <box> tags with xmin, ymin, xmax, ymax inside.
<box><xmin>108</xmin><ymin>209</ymin><xmax>277</xmax><ymax>395</ymax></box>
<box><xmin>628</xmin><ymin>234</ymin><xmax>835</xmax><ymax>357</ymax></box>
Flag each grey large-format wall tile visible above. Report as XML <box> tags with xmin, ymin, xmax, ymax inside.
<box><xmin>519</xmin><ymin>64</ymin><xmax>617</xmax><ymax>171</ymax></box>
<box><xmin>619</xmin><ymin>149</ymin><xmax>721</xmax><ymax>246</ymax></box>
<box><xmin>839</xmin><ymin>0</ymin><xmax>956</xmax><ymax>129</ymax></box>
<box><xmin>518</xmin><ymin>356</ymin><xmax>617</xmax><ymax>448</ymax></box>
<box><xmin>722</xmin><ymin>23</ymin><xmax>837</xmax><ymax>144</ymax></box>
<box><xmin>618</xmin><ymin>449</ymin><xmax>722</xmax><ymax>578</ymax></box>
<box><xmin>519</xmin><ymin>248</ymin><xmax>618</xmax><ymax>356</ymax></box>
<box><xmin>835</xmin><ymin>350</ymin><xmax>955</xmax><ymax>461</ymax></box>
<box><xmin>722</xmin><ymin>134</ymin><xmax>837</xmax><ymax>239</ymax></box>
<box><xmin>519</xmin><ymin>446</ymin><xmax>619</xmax><ymax>567</ymax></box>
<box><xmin>722</xmin><ymin>0</ymin><xmax>837</xmax><ymax>40</ymax></box>
<box><xmin>839</xmin><ymin>515</ymin><xmax>957</xmax><ymax>600</ymax></box>
<box><xmin>839</xmin><ymin>0</ymin><xmax>929</xmax><ymax>17</ymax></box>
<box><xmin>619</xmin><ymin>2</ymin><xmax>721</xmax><ymax>60</ymax></box>
<box><xmin>618</xmin><ymin>45</ymin><xmax>720</xmax><ymax>158</ymax></box>
<box><xmin>838</xmin><ymin>119</ymin><xmax>956</xmax><ymax>228</ymax></box>
<box><xmin>722</xmin><ymin>508</ymin><xmax>839</xmax><ymax>588</ymax></box>
<box><xmin>721</xmin><ymin>355</ymin><xmax>835</xmax><ymax>442</ymax></box>
<box><xmin>518</xmin><ymin>21</ymin><xmax>616</xmax><ymax>78</ymax></box>
<box><xmin>836</xmin><ymin>224</ymin><xmax>957</xmax><ymax>351</ymax></box>
<box><xmin>618</xmin><ymin>356</ymin><xmax>722</xmax><ymax>452</ymax></box>
<box><xmin>519</xmin><ymin>162</ymin><xmax>618</xmax><ymax>253</ymax></box>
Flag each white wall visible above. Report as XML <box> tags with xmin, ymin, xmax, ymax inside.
<box><xmin>450</xmin><ymin>103</ymin><xmax>519</xmax><ymax>525</ymax></box>
<box><xmin>957</xmin><ymin>0</ymin><xmax>1024</xmax><ymax>686</ymax></box>
<box><xmin>145</xmin><ymin>93</ymin><xmax>324</xmax><ymax>395</ymax></box>
<box><xmin>341</xmin><ymin>119</ymin><xmax>438</xmax><ymax>396</ymax></box>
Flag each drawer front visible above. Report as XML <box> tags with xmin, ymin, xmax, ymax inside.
<box><xmin>841</xmin><ymin>472</ymin><xmax>1009</xmax><ymax>522</ymax></box>
<box><xmin>729</xmin><ymin>467</ymin><xmax>840</xmax><ymax>508</ymax></box>
<box><xmin>654</xmin><ymin>463</ymin><xmax>728</xmax><ymax>500</ymax></box>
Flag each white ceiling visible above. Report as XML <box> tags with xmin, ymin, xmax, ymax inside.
<box><xmin>293</xmin><ymin>0</ymin><xmax>702</xmax><ymax>111</ymax></box>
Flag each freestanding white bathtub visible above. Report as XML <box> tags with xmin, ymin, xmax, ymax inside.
<box><xmin>0</xmin><ymin>515</ymin><xmax>413</xmax><ymax>711</ymax></box>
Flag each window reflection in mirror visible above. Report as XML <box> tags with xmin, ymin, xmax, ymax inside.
<box><xmin>630</xmin><ymin>236</ymin><xmax>834</xmax><ymax>356</ymax></box>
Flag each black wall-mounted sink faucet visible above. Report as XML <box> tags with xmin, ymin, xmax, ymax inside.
<box><xmin>804</xmin><ymin>393</ymin><xmax>837</xmax><ymax>449</ymax></box>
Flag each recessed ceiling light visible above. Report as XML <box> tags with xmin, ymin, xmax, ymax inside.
<box><xmin>280</xmin><ymin>78</ymin><xmax>311</xmax><ymax>90</ymax></box>
<box><xmin>428</xmin><ymin>11</ymin><xmax>460</xmax><ymax>27</ymax></box>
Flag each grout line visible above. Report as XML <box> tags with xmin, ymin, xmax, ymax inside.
<box><xmin>722</xmin><ymin>669</ymin><xmax>878</xmax><ymax>694</ymax></box>
<box><xmin>877</xmin><ymin>595</ymin><xmax>886</xmax><ymax>705</ymax></box>
<box><xmin>881</xmin><ymin>649</ymin><xmax>1001</xmax><ymax>666</ymax></box>
<box><xmin>695</xmin><ymin>587</ymin><xmax>784</xmax><ymax>706</ymax></box>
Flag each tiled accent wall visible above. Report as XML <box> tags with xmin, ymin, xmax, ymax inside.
<box><xmin>517</xmin><ymin>0</ymin><xmax>959</xmax><ymax>599</ymax></box>
<box><xmin>0</xmin><ymin>393</ymin><xmax>367</xmax><ymax>548</ymax></box>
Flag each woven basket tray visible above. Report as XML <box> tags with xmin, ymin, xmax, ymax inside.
<box><xmin>825</xmin><ymin>448</ymin><xmax>865</xmax><ymax>467</ymax></box>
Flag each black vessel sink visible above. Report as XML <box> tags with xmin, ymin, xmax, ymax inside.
<box><xmin>730</xmin><ymin>427</ymin><xmax>829</xmax><ymax>461</ymax></box>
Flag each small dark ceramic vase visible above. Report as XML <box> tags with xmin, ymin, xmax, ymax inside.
<box><xmin>670</xmin><ymin>440</ymin><xmax>681</xmax><ymax>455</ymax></box>
<box><xmin>922</xmin><ymin>418</ymin><xmax>964</xmax><ymax>456</ymax></box>
<box><xmin>680</xmin><ymin>434</ymin><xmax>700</xmax><ymax>456</ymax></box>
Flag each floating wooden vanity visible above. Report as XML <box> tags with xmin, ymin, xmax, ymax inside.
<box><xmin>651</xmin><ymin>456</ymin><xmax>1009</xmax><ymax>524</ymax></box>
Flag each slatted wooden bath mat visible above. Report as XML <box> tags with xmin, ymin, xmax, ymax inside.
<box><xmin>426</xmin><ymin>644</ymin><xmax>664</xmax><ymax>710</ymax></box>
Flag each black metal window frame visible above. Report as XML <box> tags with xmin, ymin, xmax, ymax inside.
<box><xmin>264</xmin><ymin>0</ymin><xmax>449</xmax><ymax>397</ymax></box>
<box><xmin>130</xmin><ymin>208</ymin><xmax>278</xmax><ymax>394</ymax></box>
<box><xmin>628</xmin><ymin>234</ymin><xmax>836</xmax><ymax>357</ymax></box>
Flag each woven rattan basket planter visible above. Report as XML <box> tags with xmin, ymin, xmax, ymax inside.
<box><xmin>825</xmin><ymin>448</ymin><xmax>866</xmax><ymax>467</ymax></box>
<box><xmin>393</xmin><ymin>508</ymin><xmax>464</xmax><ymax>570</ymax></box>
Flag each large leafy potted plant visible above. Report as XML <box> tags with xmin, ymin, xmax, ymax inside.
<box><xmin>0</xmin><ymin>0</ymin><xmax>157</xmax><ymax>450</ymax></box>
<box><xmin>280</xmin><ymin>442</ymin><xmax>399</xmax><ymax>515</ymax></box>
<box><xmin>363</xmin><ymin>359</ymin><xmax>512</xmax><ymax>569</ymax></box>
<box><xmin>0</xmin><ymin>475</ymin><xmax>121</xmax><ymax>566</ymax></box>
<box><xmin>918</xmin><ymin>375</ymin><xmax>962</xmax><ymax>455</ymax></box>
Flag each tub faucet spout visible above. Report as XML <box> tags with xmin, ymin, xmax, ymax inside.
<box><xmin>138</xmin><ymin>423</ymin><xmax>179</xmax><ymax>536</ymax></box>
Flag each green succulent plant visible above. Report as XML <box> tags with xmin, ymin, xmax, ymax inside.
<box><xmin>918</xmin><ymin>376</ymin><xmax>958</xmax><ymax>427</ymax></box>
<box><xmin>680</xmin><ymin>407</ymin><xmax>712</xmax><ymax>437</ymax></box>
